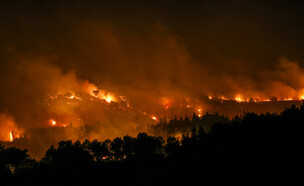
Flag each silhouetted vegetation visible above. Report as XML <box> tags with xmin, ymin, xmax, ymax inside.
<box><xmin>2</xmin><ymin>104</ymin><xmax>304</xmax><ymax>185</ymax></box>
<box><xmin>148</xmin><ymin>112</ymin><xmax>228</xmax><ymax>137</ymax></box>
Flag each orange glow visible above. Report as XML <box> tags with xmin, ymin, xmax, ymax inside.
<box><xmin>50</xmin><ymin>119</ymin><xmax>56</xmax><ymax>126</ymax></box>
<box><xmin>219</xmin><ymin>96</ymin><xmax>228</xmax><ymax>100</ymax></box>
<box><xmin>90</xmin><ymin>89</ymin><xmax>116</xmax><ymax>103</ymax></box>
<box><xmin>235</xmin><ymin>96</ymin><xmax>244</xmax><ymax>103</ymax></box>
<box><xmin>9</xmin><ymin>131</ymin><xmax>13</xmax><ymax>142</ymax></box>
<box><xmin>105</xmin><ymin>96</ymin><xmax>112</xmax><ymax>103</ymax></box>
<box><xmin>151</xmin><ymin>116</ymin><xmax>158</xmax><ymax>121</ymax></box>
<box><xmin>300</xmin><ymin>95</ymin><xmax>304</xmax><ymax>100</ymax></box>
<box><xmin>0</xmin><ymin>114</ymin><xmax>23</xmax><ymax>142</ymax></box>
<box><xmin>68</xmin><ymin>95</ymin><xmax>81</xmax><ymax>100</ymax></box>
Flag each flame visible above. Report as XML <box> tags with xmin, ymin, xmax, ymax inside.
<box><xmin>235</xmin><ymin>96</ymin><xmax>245</xmax><ymax>103</ymax></box>
<box><xmin>219</xmin><ymin>96</ymin><xmax>228</xmax><ymax>100</ymax></box>
<box><xmin>105</xmin><ymin>95</ymin><xmax>112</xmax><ymax>103</ymax></box>
<box><xmin>90</xmin><ymin>89</ymin><xmax>116</xmax><ymax>103</ymax></box>
<box><xmin>151</xmin><ymin>116</ymin><xmax>158</xmax><ymax>121</ymax></box>
<box><xmin>0</xmin><ymin>114</ymin><xmax>23</xmax><ymax>142</ymax></box>
<box><xmin>50</xmin><ymin>119</ymin><xmax>56</xmax><ymax>126</ymax></box>
<box><xmin>9</xmin><ymin>131</ymin><xmax>13</xmax><ymax>142</ymax></box>
<box><xmin>68</xmin><ymin>95</ymin><xmax>81</xmax><ymax>100</ymax></box>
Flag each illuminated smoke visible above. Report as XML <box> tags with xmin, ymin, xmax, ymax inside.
<box><xmin>0</xmin><ymin>113</ymin><xmax>23</xmax><ymax>142</ymax></box>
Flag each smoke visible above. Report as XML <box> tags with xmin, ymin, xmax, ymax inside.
<box><xmin>0</xmin><ymin>113</ymin><xmax>22</xmax><ymax>142</ymax></box>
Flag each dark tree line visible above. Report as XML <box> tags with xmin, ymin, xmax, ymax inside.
<box><xmin>148</xmin><ymin>112</ymin><xmax>228</xmax><ymax>137</ymax></box>
<box><xmin>1</xmin><ymin>104</ymin><xmax>304</xmax><ymax>185</ymax></box>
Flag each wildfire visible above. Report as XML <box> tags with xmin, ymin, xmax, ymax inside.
<box><xmin>220</xmin><ymin>96</ymin><xmax>228</xmax><ymax>100</ymax></box>
<box><xmin>235</xmin><ymin>96</ymin><xmax>245</xmax><ymax>103</ymax></box>
<box><xmin>9</xmin><ymin>131</ymin><xmax>13</xmax><ymax>142</ymax></box>
<box><xmin>207</xmin><ymin>94</ymin><xmax>301</xmax><ymax>103</ymax></box>
<box><xmin>90</xmin><ymin>89</ymin><xmax>116</xmax><ymax>103</ymax></box>
<box><xmin>151</xmin><ymin>116</ymin><xmax>158</xmax><ymax>121</ymax></box>
<box><xmin>197</xmin><ymin>107</ymin><xmax>203</xmax><ymax>117</ymax></box>
<box><xmin>50</xmin><ymin>119</ymin><xmax>56</xmax><ymax>126</ymax></box>
<box><xmin>105</xmin><ymin>96</ymin><xmax>112</xmax><ymax>103</ymax></box>
<box><xmin>68</xmin><ymin>95</ymin><xmax>81</xmax><ymax>100</ymax></box>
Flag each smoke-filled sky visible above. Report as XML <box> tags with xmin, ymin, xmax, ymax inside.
<box><xmin>1</xmin><ymin>0</ymin><xmax>304</xmax><ymax>142</ymax></box>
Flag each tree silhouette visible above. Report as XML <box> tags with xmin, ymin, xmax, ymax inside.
<box><xmin>111</xmin><ymin>137</ymin><xmax>123</xmax><ymax>160</ymax></box>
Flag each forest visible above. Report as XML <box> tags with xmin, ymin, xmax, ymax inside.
<box><xmin>1</xmin><ymin>104</ymin><xmax>304</xmax><ymax>185</ymax></box>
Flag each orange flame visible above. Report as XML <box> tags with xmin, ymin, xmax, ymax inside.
<box><xmin>9</xmin><ymin>131</ymin><xmax>13</xmax><ymax>142</ymax></box>
<box><xmin>151</xmin><ymin>116</ymin><xmax>158</xmax><ymax>121</ymax></box>
<box><xmin>50</xmin><ymin>119</ymin><xmax>56</xmax><ymax>126</ymax></box>
<box><xmin>105</xmin><ymin>95</ymin><xmax>113</xmax><ymax>103</ymax></box>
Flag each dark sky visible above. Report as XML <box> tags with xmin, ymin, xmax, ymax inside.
<box><xmin>1</xmin><ymin>0</ymin><xmax>304</xmax><ymax>64</ymax></box>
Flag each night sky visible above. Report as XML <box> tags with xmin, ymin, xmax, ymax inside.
<box><xmin>2</xmin><ymin>1</ymin><xmax>304</xmax><ymax>64</ymax></box>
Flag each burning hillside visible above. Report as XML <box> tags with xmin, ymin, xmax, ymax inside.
<box><xmin>1</xmin><ymin>58</ymin><xmax>304</xmax><ymax>159</ymax></box>
<box><xmin>0</xmin><ymin>59</ymin><xmax>158</xmax><ymax>146</ymax></box>
<box><xmin>1</xmin><ymin>7</ymin><xmax>304</xmax><ymax>159</ymax></box>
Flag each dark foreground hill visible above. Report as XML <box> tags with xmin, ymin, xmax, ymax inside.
<box><xmin>1</xmin><ymin>104</ymin><xmax>304</xmax><ymax>185</ymax></box>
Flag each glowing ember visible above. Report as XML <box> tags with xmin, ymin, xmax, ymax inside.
<box><xmin>301</xmin><ymin>95</ymin><xmax>304</xmax><ymax>100</ymax></box>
